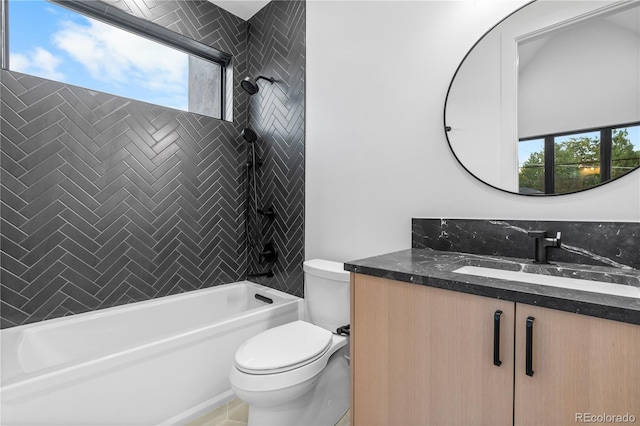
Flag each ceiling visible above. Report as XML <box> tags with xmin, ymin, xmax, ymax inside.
<box><xmin>518</xmin><ymin>3</ymin><xmax>639</xmax><ymax>69</ymax></box>
<box><xmin>208</xmin><ymin>1</ymin><xmax>271</xmax><ymax>20</ymax></box>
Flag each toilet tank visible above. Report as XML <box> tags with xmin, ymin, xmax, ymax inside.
<box><xmin>303</xmin><ymin>259</ymin><xmax>350</xmax><ymax>333</ymax></box>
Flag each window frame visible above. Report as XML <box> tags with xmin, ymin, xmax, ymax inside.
<box><xmin>1</xmin><ymin>0</ymin><xmax>232</xmax><ymax>121</ymax></box>
<box><xmin>519</xmin><ymin>121</ymin><xmax>640</xmax><ymax>195</ymax></box>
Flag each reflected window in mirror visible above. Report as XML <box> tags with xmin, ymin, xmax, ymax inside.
<box><xmin>613</xmin><ymin>125</ymin><xmax>640</xmax><ymax>179</ymax></box>
<box><xmin>518</xmin><ymin>139</ymin><xmax>545</xmax><ymax>194</ymax></box>
<box><xmin>518</xmin><ymin>123</ymin><xmax>640</xmax><ymax>195</ymax></box>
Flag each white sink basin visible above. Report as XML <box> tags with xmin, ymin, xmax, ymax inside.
<box><xmin>453</xmin><ymin>265</ymin><xmax>640</xmax><ymax>299</ymax></box>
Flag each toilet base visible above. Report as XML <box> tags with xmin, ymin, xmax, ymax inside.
<box><xmin>247</xmin><ymin>346</ymin><xmax>350</xmax><ymax>426</ymax></box>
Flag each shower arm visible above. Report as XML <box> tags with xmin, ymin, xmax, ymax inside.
<box><xmin>256</xmin><ymin>76</ymin><xmax>275</xmax><ymax>84</ymax></box>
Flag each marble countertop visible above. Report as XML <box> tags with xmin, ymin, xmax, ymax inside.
<box><xmin>344</xmin><ymin>248</ymin><xmax>640</xmax><ymax>325</ymax></box>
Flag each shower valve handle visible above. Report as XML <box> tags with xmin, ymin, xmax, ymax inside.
<box><xmin>259</xmin><ymin>242</ymin><xmax>278</xmax><ymax>265</ymax></box>
<box><xmin>257</xmin><ymin>207</ymin><xmax>275</xmax><ymax>220</ymax></box>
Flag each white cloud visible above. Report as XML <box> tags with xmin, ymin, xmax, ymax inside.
<box><xmin>10</xmin><ymin>53</ymin><xmax>30</xmax><ymax>72</ymax></box>
<box><xmin>10</xmin><ymin>47</ymin><xmax>65</xmax><ymax>81</ymax></box>
<box><xmin>52</xmin><ymin>17</ymin><xmax>188</xmax><ymax>95</ymax></box>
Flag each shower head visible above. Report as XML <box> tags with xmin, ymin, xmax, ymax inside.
<box><xmin>241</xmin><ymin>75</ymin><xmax>275</xmax><ymax>95</ymax></box>
<box><xmin>242</xmin><ymin>128</ymin><xmax>258</xmax><ymax>143</ymax></box>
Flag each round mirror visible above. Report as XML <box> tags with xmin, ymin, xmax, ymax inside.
<box><xmin>445</xmin><ymin>0</ymin><xmax>640</xmax><ymax>195</ymax></box>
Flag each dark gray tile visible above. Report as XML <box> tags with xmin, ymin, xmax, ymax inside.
<box><xmin>61</xmin><ymin>268</ymin><xmax>102</xmax><ymax>295</ymax></box>
<box><xmin>19</xmin><ymin>199</ymin><xmax>65</xmax><ymax>234</ymax></box>
<box><xmin>0</xmin><ymin>184</ymin><xmax>28</xmax><ymax>212</ymax></box>
<box><xmin>18</xmin><ymin>124</ymin><xmax>65</xmax><ymax>155</ymax></box>
<box><xmin>59</xmin><ymin>209</ymin><xmax>100</xmax><ymax>239</ymax></box>
<box><xmin>1</xmin><ymin>149</ymin><xmax>28</xmax><ymax>178</ymax></box>
<box><xmin>20</xmin><ymin>257</ymin><xmax>66</xmax><ymax>297</ymax></box>
<box><xmin>18</xmin><ymin>169</ymin><xmax>65</xmax><ymax>203</ymax></box>
<box><xmin>1</xmin><ymin>236</ymin><xmax>28</xmax><ymax>264</ymax></box>
<box><xmin>60</xmin><ymin>252</ymin><xmax>100</xmax><ymax>282</ymax></box>
<box><xmin>20</xmin><ymin>231</ymin><xmax>67</xmax><ymax>267</ymax></box>
<box><xmin>1</xmin><ymin>116</ymin><xmax>27</xmax><ymax>150</ymax></box>
<box><xmin>94</xmin><ymin>175</ymin><xmax>130</xmax><ymax>204</ymax></box>
<box><xmin>0</xmin><ymin>252</ymin><xmax>28</xmax><ymax>279</ymax></box>
<box><xmin>57</xmin><ymin>103</ymin><xmax>100</xmax><ymax>138</ymax></box>
<box><xmin>94</xmin><ymin>200</ymin><xmax>129</xmax><ymax>232</ymax></box>
<box><xmin>58</xmin><ymin>117</ymin><xmax>102</xmax><ymax>153</ymax></box>
<box><xmin>17</xmin><ymin>79</ymin><xmax>64</xmax><ymax>105</ymax></box>
<box><xmin>60</xmin><ymin>239</ymin><xmax>98</xmax><ymax>268</ymax></box>
<box><xmin>92</xmin><ymin>106</ymin><xmax>130</xmax><ymax>134</ymax></box>
<box><xmin>18</xmin><ymin>92</ymin><xmax>65</xmax><ymax>123</ymax></box>
<box><xmin>95</xmin><ymin>264</ymin><xmax>130</xmax><ymax>298</ymax></box>
<box><xmin>0</xmin><ymin>218</ymin><xmax>28</xmax><ymax>245</ymax></box>
<box><xmin>17</xmin><ymin>108</ymin><xmax>65</xmax><ymax>140</ymax></box>
<box><xmin>24</xmin><ymin>291</ymin><xmax>67</xmax><ymax>324</ymax></box>
<box><xmin>93</xmin><ymin>161</ymin><xmax>130</xmax><ymax>190</ymax></box>
<box><xmin>19</xmin><ymin>154</ymin><xmax>65</xmax><ymax>187</ymax></box>
<box><xmin>21</xmin><ymin>276</ymin><xmax>67</xmax><ymax>314</ymax></box>
<box><xmin>0</xmin><ymin>301</ymin><xmax>28</xmax><ymax>327</ymax></box>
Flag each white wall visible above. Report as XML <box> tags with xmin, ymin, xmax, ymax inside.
<box><xmin>305</xmin><ymin>0</ymin><xmax>640</xmax><ymax>264</ymax></box>
<box><xmin>519</xmin><ymin>14</ymin><xmax>640</xmax><ymax>137</ymax></box>
<box><xmin>445</xmin><ymin>23</ymin><xmax>505</xmax><ymax>189</ymax></box>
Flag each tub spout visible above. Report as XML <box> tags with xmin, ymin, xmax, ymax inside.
<box><xmin>247</xmin><ymin>270</ymin><xmax>274</xmax><ymax>279</ymax></box>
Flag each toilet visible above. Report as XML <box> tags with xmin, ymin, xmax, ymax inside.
<box><xmin>229</xmin><ymin>259</ymin><xmax>350</xmax><ymax>426</ymax></box>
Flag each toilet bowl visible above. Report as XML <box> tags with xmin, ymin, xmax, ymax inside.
<box><xmin>229</xmin><ymin>260</ymin><xmax>350</xmax><ymax>426</ymax></box>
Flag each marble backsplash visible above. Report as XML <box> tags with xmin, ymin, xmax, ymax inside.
<box><xmin>412</xmin><ymin>219</ymin><xmax>639</xmax><ymax>270</ymax></box>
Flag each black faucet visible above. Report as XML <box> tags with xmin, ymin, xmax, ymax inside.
<box><xmin>527</xmin><ymin>231</ymin><xmax>562</xmax><ymax>264</ymax></box>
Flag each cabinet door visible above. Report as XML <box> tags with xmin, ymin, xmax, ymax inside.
<box><xmin>514</xmin><ymin>304</ymin><xmax>640</xmax><ymax>425</ymax></box>
<box><xmin>351</xmin><ymin>274</ymin><xmax>515</xmax><ymax>426</ymax></box>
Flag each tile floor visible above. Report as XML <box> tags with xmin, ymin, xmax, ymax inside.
<box><xmin>335</xmin><ymin>409</ymin><xmax>351</xmax><ymax>426</ymax></box>
<box><xmin>187</xmin><ymin>399</ymin><xmax>248</xmax><ymax>426</ymax></box>
<box><xmin>187</xmin><ymin>399</ymin><xmax>350</xmax><ymax>426</ymax></box>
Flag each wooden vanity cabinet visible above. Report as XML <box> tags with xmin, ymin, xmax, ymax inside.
<box><xmin>350</xmin><ymin>274</ymin><xmax>515</xmax><ymax>425</ymax></box>
<box><xmin>351</xmin><ymin>273</ymin><xmax>640</xmax><ymax>426</ymax></box>
<box><xmin>514</xmin><ymin>304</ymin><xmax>640</xmax><ymax>425</ymax></box>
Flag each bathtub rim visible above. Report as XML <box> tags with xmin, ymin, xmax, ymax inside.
<box><xmin>3</xmin><ymin>280</ymin><xmax>295</xmax><ymax>335</ymax></box>
<box><xmin>1</xmin><ymin>281</ymin><xmax>302</xmax><ymax>400</ymax></box>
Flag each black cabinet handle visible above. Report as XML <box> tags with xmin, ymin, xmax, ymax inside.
<box><xmin>526</xmin><ymin>316</ymin><xmax>535</xmax><ymax>376</ymax></box>
<box><xmin>493</xmin><ymin>310</ymin><xmax>502</xmax><ymax>366</ymax></box>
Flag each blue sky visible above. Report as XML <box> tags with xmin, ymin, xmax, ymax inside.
<box><xmin>9</xmin><ymin>0</ymin><xmax>189</xmax><ymax>111</ymax></box>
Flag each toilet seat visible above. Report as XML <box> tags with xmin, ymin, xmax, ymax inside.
<box><xmin>235</xmin><ymin>321</ymin><xmax>332</xmax><ymax>374</ymax></box>
<box><xmin>230</xmin><ymin>331</ymin><xmax>348</xmax><ymax>394</ymax></box>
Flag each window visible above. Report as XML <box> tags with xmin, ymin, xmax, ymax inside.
<box><xmin>518</xmin><ymin>123</ymin><xmax>640</xmax><ymax>194</ymax></box>
<box><xmin>612</xmin><ymin>125</ymin><xmax>640</xmax><ymax>179</ymax></box>
<box><xmin>553</xmin><ymin>130</ymin><xmax>601</xmax><ymax>194</ymax></box>
<box><xmin>3</xmin><ymin>0</ymin><xmax>231</xmax><ymax>120</ymax></box>
<box><xmin>518</xmin><ymin>138</ymin><xmax>545</xmax><ymax>194</ymax></box>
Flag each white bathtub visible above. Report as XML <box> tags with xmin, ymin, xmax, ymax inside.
<box><xmin>1</xmin><ymin>281</ymin><xmax>302</xmax><ymax>425</ymax></box>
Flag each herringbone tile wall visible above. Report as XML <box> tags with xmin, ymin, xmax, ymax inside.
<box><xmin>246</xmin><ymin>1</ymin><xmax>306</xmax><ymax>297</ymax></box>
<box><xmin>0</xmin><ymin>70</ymin><xmax>247</xmax><ymax>328</ymax></box>
<box><xmin>0</xmin><ymin>0</ymin><xmax>255</xmax><ymax>328</ymax></box>
<box><xmin>0</xmin><ymin>0</ymin><xmax>306</xmax><ymax>328</ymax></box>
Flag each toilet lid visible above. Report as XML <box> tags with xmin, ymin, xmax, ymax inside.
<box><xmin>235</xmin><ymin>321</ymin><xmax>333</xmax><ymax>374</ymax></box>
